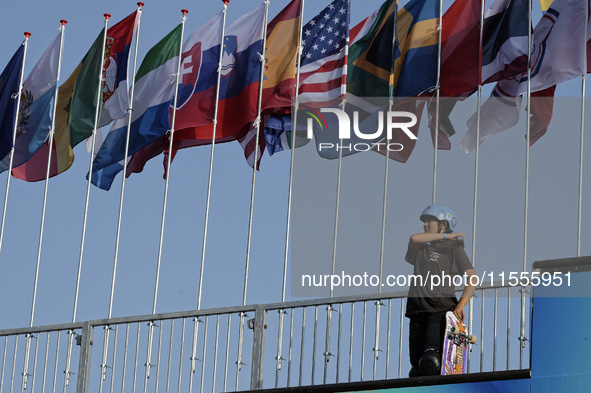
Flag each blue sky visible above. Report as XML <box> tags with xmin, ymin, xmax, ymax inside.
<box><xmin>0</xmin><ymin>0</ymin><xmax>588</xmax><ymax>335</ymax></box>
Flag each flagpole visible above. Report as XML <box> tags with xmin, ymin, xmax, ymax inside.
<box><xmin>6</xmin><ymin>31</ymin><xmax>30</xmax><ymax>391</ymax></box>
<box><xmin>308</xmin><ymin>0</ymin><xmax>347</xmax><ymax>381</ymax></box>
<box><xmin>153</xmin><ymin>7</ymin><xmax>188</xmax><ymax>316</ymax></box>
<box><xmin>15</xmin><ymin>32</ymin><xmax>32</xmax><ymax>324</ymax></box>
<box><xmin>90</xmin><ymin>7</ymin><xmax>143</xmax><ymax>387</ymax></box>
<box><xmin>78</xmin><ymin>11</ymin><xmax>111</xmax><ymax>322</ymax></box>
<box><xmin>275</xmin><ymin>1</ymin><xmax>304</xmax><ymax>382</ymax></box>
<box><xmin>28</xmin><ymin>19</ymin><xmax>68</xmax><ymax>387</ymax></box>
<box><xmin>197</xmin><ymin>0</ymin><xmax>229</xmax><ymax>313</ymax></box>
<box><xmin>143</xmin><ymin>9</ymin><xmax>189</xmax><ymax>384</ymax></box>
<box><xmin>77</xmin><ymin>13</ymin><xmax>111</xmax><ymax>386</ymax></box>
<box><xmin>468</xmin><ymin>0</ymin><xmax>485</xmax><ymax>374</ymax></box>
<box><xmin>141</xmin><ymin>9</ymin><xmax>188</xmax><ymax>391</ymax></box>
<box><xmin>242</xmin><ymin>3</ymin><xmax>270</xmax><ymax>308</ymax></box>
<box><xmin>99</xmin><ymin>2</ymin><xmax>143</xmax><ymax>390</ymax></box>
<box><xmin>577</xmin><ymin>2</ymin><xmax>588</xmax><ymax>257</ymax></box>
<box><xmin>237</xmin><ymin>1</ymin><xmax>269</xmax><ymax>389</ymax></box>
<box><xmin>431</xmin><ymin>0</ymin><xmax>442</xmax><ymax>204</ymax></box>
<box><xmin>190</xmin><ymin>0</ymin><xmax>229</xmax><ymax>387</ymax></box>
<box><xmin>374</xmin><ymin>0</ymin><xmax>396</xmax><ymax>380</ymax></box>
<box><xmin>111</xmin><ymin>1</ymin><xmax>143</xmax><ymax>324</ymax></box>
<box><xmin>520</xmin><ymin>0</ymin><xmax>533</xmax><ymax>368</ymax></box>
<box><xmin>277</xmin><ymin>0</ymin><xmax>305</xmax><ymax>384</ymax></box>
<box><xmin>94</xmin><ymin>7</ymin><xmax>142</xmax><ymax>388</ymax></box>
<box><xmin>0</xmin><ymin>32</ymin><xmax>29</xmax><ymax>259</ymax></box>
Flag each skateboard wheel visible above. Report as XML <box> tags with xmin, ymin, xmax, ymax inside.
<box><xmin>468</xmin><ymin>335</ymin><xmax>477</xmax><ymax>344</ymax></box>
<box><xmin>452</xmin><ymin>326</ymin><xmax>460</xmax><ymax>335</ymax></box>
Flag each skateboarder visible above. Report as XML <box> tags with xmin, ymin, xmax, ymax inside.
<box><xmin>405</xmin><ymin>204</ymin><xmax>477</xmax><ymax>377</ymax></box>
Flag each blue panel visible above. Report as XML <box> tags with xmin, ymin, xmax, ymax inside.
<box><xmin>530</xmin><ymin>270</ymin><xmax>591</xmax><ymax>392</ymax></box>
<box><xmin>532</xmin><ymin>269</ymin><xmax>591</xmax><ymax>297</ymax></box>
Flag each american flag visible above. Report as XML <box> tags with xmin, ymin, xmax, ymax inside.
<box><xmin>298</xmin><ymin>0</ymin><xmax>350</xmax><ymax>108</ymax></box>
<box><xmin>238</xmin><ymin>120</ymin><xmax>266</xmax><ymax>169</ymax></box>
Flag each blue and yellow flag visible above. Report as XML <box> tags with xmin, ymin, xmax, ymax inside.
<box><xmin>347</xmin><ymin>0</ymin><xmax>439</xmax><ymax>98</ymax></box>
<box><xmin>393</xmin><ymin>0</ymin><xmax>440</xmax><ymax>97</ymax></box>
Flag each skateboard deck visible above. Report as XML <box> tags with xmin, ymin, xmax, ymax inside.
<box><xmin>441</xmin><ymin>311</ymin><xmax>475</xmax><ymax>375</ymax></box>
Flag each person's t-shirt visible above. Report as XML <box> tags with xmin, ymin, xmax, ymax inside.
<box><xmin>404</xmin><ymin>240</ymin><xmax>473</xmax><ymax>318</ymax></box>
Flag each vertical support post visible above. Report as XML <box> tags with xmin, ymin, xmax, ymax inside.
<box><xmin>189</xmin><ymin>317</ymin><xmax>202</xmax><ymax>376</ymax></box>
<box><xmin>21</xmin><ymin>334</ymin><xmax>32</xmax><ymax>391</ymax></box>
<box><xmin>99</xmin><ymin>326</ymin><xmax>111</xmax><ymax>385</ymax></box>
<box><xmin>322</xmin><ymin>304</ymin><xmax>334</xmax><ymax>383</ymax></box>
<box><xmin>77</xmin><ymin>322</ymin><xmax>94</xmax><ymax>393</ymax></box>
<box><xmin>250</xmin><ymin>305</ymin><xmax>267</xmax><ymax>390</ymax></box>
<box><xmin>235</xmin><ymin>312</ymin><xmax>246</xmax><ymax>390</ymax></box>
<box><xmin>275</xmin><ymin>309</ymin><xmax>287</xmax><ymax>386</ymax></box>
<box><xmin>64</xmin><ymin>330</ymin><xmax>75</xmax><ymax>388</ymax></box>
<box><xmin>372</xmin><ymin>300</ymin><xmax>383</xmax><ymax>380</ymax></box>
<box><xmin>144</xmin><ymin>321</ymin><xmax>156</xmax><ymax>387</ymax></box>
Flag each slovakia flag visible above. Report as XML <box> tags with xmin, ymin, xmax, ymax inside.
<box><xmin>172</xmin><ymin>3</ymin><xmax>266</xmax><ymax>150</ymax></box>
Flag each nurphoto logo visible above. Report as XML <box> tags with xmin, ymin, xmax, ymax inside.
<box><xmin>306</xmin><ymin>108</ymin><xmax>418</xmax><ymax>153</ymax></box>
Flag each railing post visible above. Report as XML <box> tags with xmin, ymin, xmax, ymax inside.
<box><xmin>76</xmin><ymin>321</ymin><xmax>94</xmax><ymax>393</ymax></box>
<box><xmin>250</xmin><ymin>305</ymin><xmax>266</xmax><ymax>390</ymax></box>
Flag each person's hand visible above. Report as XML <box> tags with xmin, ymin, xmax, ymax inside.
<box><xmin>448</xmin><ymin>232</ymin><xmax>465</xmax><ymax>241</ymax></box>
<box><xmin>453</xmin><ymin>305</ymin><xmax>465</xmax><ymax>322</ymax></box>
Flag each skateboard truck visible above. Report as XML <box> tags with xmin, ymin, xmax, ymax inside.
<box><xmin>442</xmin><ymin>312</ymin><xmax>477</xmax><ymax>375</ymax></box>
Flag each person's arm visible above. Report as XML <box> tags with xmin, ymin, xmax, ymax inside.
<box><xmin>409</xmin><ymin>232</ymin><xmax>464</xmax><ymax>244</ymax></box>
<box><xmin>454</xmin><ymin>268</ymin><xmax>477</xmax><ymax>321</ymax></box>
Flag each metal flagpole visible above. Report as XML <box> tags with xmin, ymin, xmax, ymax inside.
<box><xmin>320</xmin><ymin>0</ymin><xmax>347</xmax><ymax>380</ymax></box>
<box><xmin>237</xmin><ymin>1</ymin><xmax>269</xmax><ymax>389</ymax></box>
<box><xmin>26</xmin><ymin>19</ymin><xmax>68</xmax><ymax>388</ymax></box>
<box><xmin>110</xmin><ymin>1</ymin><xmax>144</xmax><ymax>323</ymax></box>
<box><xmin>79</xmin><ymin>11</ymin><xmax>111</xmax><ymax>322</ymax></box>
<box><xmin>144</xmin><ymin>8</ymin><xmax>189</xmax><ymax>384</ymax></box>
<box><xmin>324</xmin><ymin>93</ymin><xmax>342</xmax><ymax>381</ymax></box>
<box><xmin>0</xmin><ymin>32</ymin><xmax>30</xmax><ymax>259</ymax></box>
<box><xmin>520</xmin><ymin>0</ymin><xmax>533</xmax><ymax>368</ymax></box>
<box><xmin>105</xmin><ymin>3</ymin><xmax>144</xmax><ymax>322</ymax></box>
<box><xmin>153</xmin><ymin>7</ymin><xmax>188</xmax><ymax>318</ymax></box>
<box><xmin>190</xmin><ymin>0</ymin><xmax>229</xmax><ymax>387</ymax></box>
<box><xmin>197</xmin><ymin>0</ymin><xmax>229</xmax><ymax>313</ymax></box>
<box><xmin>97</xmin><ymin>2</ymin><xmax>144</xmax><ymax>389</ymax></box>
<box><xmin>99</xmin><ymin>6</ymin><xmax>144</xmax><ymax>386</ymax></box>
<box><xmin>95</xmin><ymin>9</ymin><xmax>143</xmax><ymax>387</ymax></box>
<box><xmin>431</xmin><ymin>0</ymin><xmax>442</xmax><ymax>204</ymax></box>
<box><xmin>278</xmin><ymin>0</ymin><xmax>305</xmax><ymax>383</ymax></box>
<box><xmin>374</xmin><ymin>1</ymin><xmax>397</xmax><ymax>379</ymax></box>
<box><xmin>79</xmin><ymin>13</ymin><xmax>113</xmax><ymax>386</ymax></box>
<box><xmin>467</xmin><ymin>0</ymin><xmax>485</xmax><ymax>373</ymax></box>
<box><xmin>577</xmin><ymin>2</ymin><xmax>588</xmax><ymax>257</ymax></box>
<box><xmin>242</xmin><ymin>4</ymin><xmax>271</xmax><ymax>308</ymax></box>
<box><xmin>8</xmin><ymin>31</ymin><xmax>30</xmax><ymax>392</ymax></box>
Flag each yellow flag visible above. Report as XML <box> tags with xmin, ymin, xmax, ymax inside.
<box><xmin>540</xmin><ymin>0</ymin><xmax>553</xmax><ymax>11</ymax></box>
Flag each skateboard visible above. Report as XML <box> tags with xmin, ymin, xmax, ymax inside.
<box><xmin>441</xmin><ymin>311</ymin><xmax>476</xmax><ymax>375</ymax></box>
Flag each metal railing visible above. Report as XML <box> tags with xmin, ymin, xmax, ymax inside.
<box><xmin>0</xmin><ymin>281</ymin><xmax>529</xmax><ymax>392</ymax></box>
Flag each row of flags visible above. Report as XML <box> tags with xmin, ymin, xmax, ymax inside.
<box><xmin>0</xmin><ymin>0</ymin><xmax>589</xmax><ymax>191</ymax></box>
